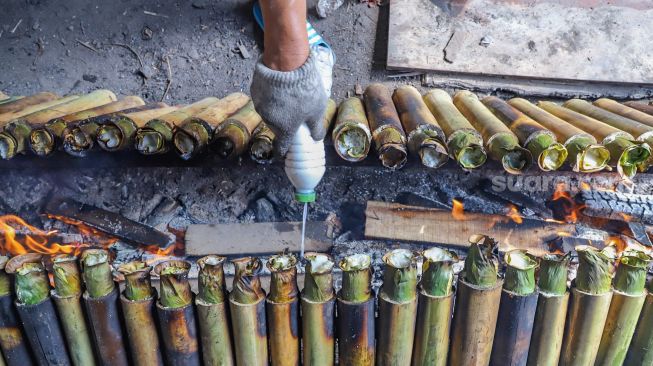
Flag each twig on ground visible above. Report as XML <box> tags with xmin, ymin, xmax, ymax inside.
<box><xmin>11</xmin><ymin>19</ymin><xmax>23</xmax><ymax>33</ymax></box>
<box><xmin>76</xmin><ymin>39</ymin><xmax>99</xmax><ymax>53</ymax></box>
<box><xmin>111</xmin><ymin>43</ymin><xmax>144</xmax><ymax>68</ymax></box>
<box><xmin>161</xmin><ymin>55</ymin><xmax>172</xmax><ymax>102</ymax></box>
<box><xmin>144</xmin><ymin>10</ymin><xmax>169</xmax><ymax>18</ymax></box>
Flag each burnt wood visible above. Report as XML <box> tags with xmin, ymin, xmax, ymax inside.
<box><xmin>581</xmin><ymin>189</ymin><xmax>653</xmax><ymax>224</ymax></box>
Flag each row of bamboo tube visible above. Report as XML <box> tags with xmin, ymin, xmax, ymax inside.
<box><xmin>0</xmin><ymin>239</ymin><xmax>650</xmax><ymax>366</ymax></box>
<box><xmin>3</xmin><ymin>87</ymin><xmax>653</xmax><ymax>177</ymax></box>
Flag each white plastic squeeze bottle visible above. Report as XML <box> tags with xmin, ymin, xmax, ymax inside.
<box><xmin>284</xmin><ymin>123</ymin><xmax>326</xmax><ymax>203</ymax></box>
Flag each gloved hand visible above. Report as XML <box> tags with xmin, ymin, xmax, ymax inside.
<box><xmin>251</xmin><ymin>48</ymin><xmax>333</xmax><ymax>156</ymax></box>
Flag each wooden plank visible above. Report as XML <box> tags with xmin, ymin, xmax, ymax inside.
<box><xmin>364</xmin><ymin>201</ymin><xmax>575</xmax><ymax>256</ymax></box>
<box><xmin>388</xmin><ymin>0</ymin><xmax>653</xmax><ymax>84</ymax></box>
<box><xmin>185</xmin><ymin>221</ymin><xmax>333</xmax><ymax>256</ymax></box>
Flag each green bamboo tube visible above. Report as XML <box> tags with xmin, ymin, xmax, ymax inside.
<box><xmin>509</xmin><ymin>98</ymin><xmax>610</xmax><ymax>172</ymax></box>
<box><xmin>450</xmin><ymin>234</ymin><xmax>502</xmax><ymax>366</ymax></box>
<box><xmin>0</xmin><ymin>94</ymin><xmax>77</xmax><ymax>125</ymax></box>
<box><xmin>625</xmin><ymin>280</ymin><xmax>653</xmax><ymax>365</ymax></box>
<box><xmin>423</xmin><ymin>89</ymin><xmax>487</xmax><ymax>169</ymax></box>
<box><xmin>624</xmin><ymin>101</ymin><xmax>653</xmax><ymax>116</ymax></box>
<box><xmin>483</xmin><ymin>96</ymin><xmax>567</xmax><ymax>171</ymax></box>
<box><xmin>0</xmin><ymin>255</ymin><xmax>33</xmax><ymax>366</ymax></box>
<box><xmin>249</xmin><ymin>122</ymin><xmax>276</xmax><ymax>164</ymax></box>
<box><xmin>211</xmin><ymin>100</ymin><xmax>264</xmax><ymax>159</ymax></box>
<box><xmin>0</xmin><ymin>92</ymin><xmax>59</xmax><ymax>115</ymax></box>
<box><xmin>333</xmin><ymin>97</ymin><xmax>372</xmax><ymax>162</ymax></box>
<box><xmin>538</xmin><ymin>101</ymin><xmax>650</xmax><ymax>179</ymax></box>
<box><xmin>266</xmin><ymin>254</ymin><xmax>300</xmax><ymax>366</ymax></box>
<box><xmin>454</xmin><ymin>91</ymin><xmax>532</xmax><ymax>174</ymax></box>
<box><xmin>229</xmin><ymin>257</ymin><xmax>267</xmax><ymax>366</ymax></box>
<box><xmin>595</xmin><ymin>98</ymin><xmax>653</xmax><ymax>128</ymax></box>
<box><xmin>301</xmin><ymin>253</ymin><xmax>335</xmax><ymax>366</ymax></box>
<box><xmin>393</xmin><ymin>85</ymin><xmax>449</xmax><ymax>168</ymax></box>
<box><xmin>135</xmin><ymin>96</ymin><xmax>219</xmax><ymax>155</ymax></box>
<box><xmin>118</xmin><ymin>261</ymin><xmax>163</xmax><ymax>366</ymax></box>
<box><xmin>560</xmin><ymin>245</ymin><xmax>616</xmax><ymax>366</ymax></box>
<box><xmin>50</xmin><ymin>255</ymin><xmax>96</xmax><ymax>366</ymax></box>
<box><xmin>363</xmin><ymin>83</ymin><xmax>408</xmax><ymax>169</ymax></box>
<box><xmin>412</xmin><ymin>248</ymin><xmax>458</xmax><ymax>366</ymax></box>
<box><xmin>174</xmin><ymin>92</ymin><xmax>250</xmax><ymax>160</ymax></box>
<box><xmin>0</xmin><ymin>96</ymin><xmax>22</xmax><ymax>106</ymax></box>
<box><xmin>527</xmin><ymin>253</ymin><xmax>571</xmax><ymax>366</ymax></box>
<box><xmin>596</xmin><ymin>251</ymin><xmax>651</xmax><ymax>365</ymax></box>
<box><xmin>97</xmin><ymin>105</ymin><xmax>179</xmax><ymax>151</ymax></box>
<box><xmin>196</xmin><ymin>255</ymin><xmax>234</xmax><ymax>366</ymax></box>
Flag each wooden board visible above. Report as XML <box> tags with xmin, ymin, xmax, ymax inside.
<box><xmin>185</xmin><ymin>221</ymin><xmax>333</xmax><ymax>256</ymax></box>
<box><xmin>364</xmin><ymin>201</ymin><xmax>575</xmax><ymax>256</ymax></box>
<box><xmin>388</xmin><ymin>0</ymin><xmax>653</xmax><ymax>84</ymax></box>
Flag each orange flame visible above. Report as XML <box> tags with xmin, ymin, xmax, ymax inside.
<box><xmin>506</xmin><ymin>204</ymin><xmax>523</xmax><ymax>224</ymax></box>
<box><xmin>551</xmin><ymin>183</ymin><xmax>585</xmax><ymax>223</ymax></box>
<box><xmin>0</xmin><ymin>215</ymin><xmax>86</xmax><ymax>256</ymax></box>
<box><xmin>452</xmin><ymin>199</ymin><xmax>466</xmax><ymax>220</ymax></box>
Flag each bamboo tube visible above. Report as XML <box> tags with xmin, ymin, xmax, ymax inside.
<box><xmin>490</xmin><ymin>250</ymin><xmax>539</xmax><ymax>366</ymax></box>
<box><xmin>450</xmin><ymin>234</ymin><xmax>502</xmax><ymax>366</ymax></box>
<box><xmin>211</xmin><ymin>100</ymin><xmax>263</xmax><ymax>159</ymax></box>
<box><xmin>423</xmin><ymin>89</ymin><xmax>487</xmax><ymax>169</ymax></box>
<box><xmin>333</xmin><ymin>97</ymin><xmax>372</xmax><ymax>162</ymax></box>
<box><xmin>0</xmin><ymin>256</ymin><xmax>33</xmax><ymax>366</ymax></box>
<box><xmin>363</xmin><ymin>83</ymin><xmax>408</xmax><ymax>169</ymax></box>
<box><xmin>595</xmin><ymin>251</ymin><xmax>651</xmax><ymax>365</ymax></box>
<box><xmin>595</xmin><ymin>98</ymin><xmax>653</xmax><ymax>128</ymax></box>
<box><xmin>153</xmin><ymin>260</ymin><xmax>200</xmax><ymax>366</ymax></box>
<box><xmin>0</xmin><ymin>92</ymin><xmax>59</xmax><ymax>115</ymax></box>
<box><xmin>29</xmin><ymin>96</ymin><xmax>144</xmax><ymax>156</ymax></box>
<box><xmin>196</xmin><ymin>255</ymin><xmax>234</xmax><ymax>366</ymax></box>
<box><xmin>174</xmin><ymin>92</ymin><xmax>250</xmax><ymax>160</ymax></box>
<box><xmin>625</xmin><ymin>279</ymin><xmax>653</xmax><ymax>365</ymax></box>
<box><xmin>135</xmin><ymin>97</ymin><xmax>219</xmax><ymax>155</ymax></box>
<box><xmin>80</xmin><ymin>249</ymin><xmax>130</xmax><ymax>366</ymax></box>
<box><xmin>5</xmin><ymin>254</ymin><xmax>71</xmax><ymax>365</ymax></box>
<box><xmin>527</xmin><ymin>253</ymin><xmax>571</xmax><ymax>366</ymax></box>
<box><xmin>393</xmin><ymin>85</ymin><xmax>449</xmax><ymax>168</ymax></box>
<box><xmin>301</xmin><ymin>253</ymin><xmax>335</xmax><ymax>366</ymax></box>
<box><xmin>454</xmin><ymin>91</ymin><xmax>531</xmax><ymax>174</ymax></box>
<box><xmin>250</xmin><ymin>123</ymin><xmax>275</xmax><ymax>164</ymax></box>
<box><xmin>50</xmin><ymin>255</ymin><xmax>96</xmax><ymax>366</ymax></box>
<box><xmin>118</xmin><ymin>261</ymin><xmax>163</xmax><ymax>366</ymax></box>
<box><xmin>509</xmin><ymin>98</ymin><xmax>610</xmax><ymax>172</ymax></box>
<box><xmin>229</xmin><ymin>257</ymin><xmax>268</xmax><ymax>366</ymax></box>
<box><xmin>560</xmin><ymin>245</ymin><xmax>616</xmax><ymax>366</ymax></box>
<box><xmin>266</xmin><ymin>254</ymin><xmax>300</xmax><ymax>366</ymax></box>
<box><xmin>0</xmin><ymin>94</ymin><xmax>78</xmax><ymax>125</ymax></box>
<box><xmin>623</xmin><ymin>101</ymin><xmax>653</xmax><ymax>116</ymax></box>
<box><xmin>483</xmin><ymin>96</ymin><xmax>567</xmax><ymax>171</ymax></box>
<box><xmin>0</xmin><ymin>97</ymin><xmax>22</xmax><ymax>106</ymax></box>
<box><xmin>62</xmin><ymin>103</ymin><xmax>167</xmax><ymax>157</ymax></box>
<box><xmin>96</xmin><ymin>105</ymin><xmax>179</xmax><ymax>151</ymax></box>
<box><xmin>376</xmin><ymin>249</ymin><xmax>418</xmax><ymax>366</ymax></box>
<box><xmin>337</xmin><ymin>254</ymin><xmax>375</xmax><ymax>366</ymax></box>
<box><xmin>538</xmin><ymin>101</ymin><xmax>650</xmax><ymax>179</ymax></box>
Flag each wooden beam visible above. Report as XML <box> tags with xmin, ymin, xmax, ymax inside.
<box><xmin>364</xmin><ymin>201</ymin><xmax>575</xmax><ymax>256</ymax></box>
<box><xmin>185</xmin><ymin>221</ymin><xmax>333</xmax><ymax>256</ymax></box>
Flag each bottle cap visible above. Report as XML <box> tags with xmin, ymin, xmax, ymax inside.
<box><xmin>295</xmin><ymin>191</ymin><xmax>316</xmax><ymax>203</ymax></box>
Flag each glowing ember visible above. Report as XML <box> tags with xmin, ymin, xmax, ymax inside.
<box><xmin>506</xmin><ymin>204</ymin><xmax>523</xmax><ymax>224</ymax></box>
<box><xmin>550</xmin><ymin>183</ymin><xmax>585</xmax><ymax>223</ymax></box>
<box><xmin>452</xmin><ymin>199</ymin><xmax>466</xmax><ymax>220</ymax></box>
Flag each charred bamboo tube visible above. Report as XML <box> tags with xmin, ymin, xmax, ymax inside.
<box><xmin>153</xmin><ymin>260</ymin><xmax>200</xmax><ymax>366</ymax></box>
<box><xmin>135</xmin><ymin>97</ymin><xmax>219</xmax><ymax>155</ymax></box>
<box><xmin>174</xmin><ymin>92</ymin><xmax>250</xmax><ymax>160</ymax></box>
<box><xmin>196</xmin><ymin>255</ymin><xmax>234</xmax><ymax>366</ymax></box>
<box><xmin>0</xmin><ymin>94</ymin><xmax>78</xmax><ymax>125</ymax></box>
<box><xmin>62</xmin><ymin>102</ymin><xmax>167</xmax><ymax>157</ymax></box>
<box><xmin>538</xmin><ymin>101</ymin><xmax>650</xmax><ymax>179</ymax></box>
<box><xmin>623</xmin><ymin>101</ymin><xmax>653</xmax><ymax>116</ymax></box>
<box><xmin>625</xmin><ymin>279</ymin><xmax>653</xmax><ymax>365</ymax></box>
<box><xmin>595</xmin><ymin>250</ymin><xmax>651</xmax><ymax>365</ymax></box>
<box><xmin>0</xmin><ymin>92</ymin><xmax>59</xmax><ymax>115</ymax></box>
<box><xmin>454</xmin><ymin>91</ymin><xmax>532</xmax><ymax>173</ymax></box>
<box><xmin>301</xmin><ymin>253</ymin><xmax>335</xmax><ymax>366</ymax></box>
<box><xmin>211</xmin><ymin>100</ymin><xmax>263</xmax><ymax>159</ymax></box>
<box><xmin>508</xmin><ymin>98</ymin><xmax>610</xmax><ymax>173</ymax></box>
<box><xmin>97</xmin><ymin>105</ymin><xmax>179</xmax><ymax>151</ymax></box>
<box><xmin>29</xmin><ymin>96</ymin><xmax>144</xmax><ymax>156</ymax></box>
<box><xmin>50</xmin><ymin>255</ymin><xmax>96</xmax><ymax>366</ymax></box>
<box><xmin>118</xmin><ymin>261</ymin><xmax>163</xmax><ymax>366</ymax></box>
<box><xmin>483</xmin><ymin>96</ymin><xmax>567</xmax><ymax>171</ymax></box>
<box><xmin>250</xmin><ymin>123</ymin><xmax>275</xmax><ymax>164</ymax></box>
<box><xmin>412</xmin><ymin>248</ymin><xmax>457</xmax><ymax>366</ymax></box>
<box><xmin>333</xmin><ymin>97</ymin><xmax>372</xmax><ymax>162</ymax></box>
<box><xmin>337</xmin><ymin>254</ymin><xmax>375</xmax><ymax>366</ymax></box>
<box><xmin>450</xmin><ymin>234</ymin><xmax>502</xmax><ymax>366</ymax></box>
<box><xmin>423</xmin><ymin>89</ymin><xmax>487</xmax><ymax>169</ymax></box>
<box><xmin>229</xmin><ymin>257</ymin><xmax>268</xmax><ymax>366</ymax></box>
<box><xmin>527</xmin><ymin>253</ymin><xmax>571</xmax><ymax>366</ymax></box>
<box><xmin>266</xmin><ymin>254</ymin><xmax>300</xmax><ymax>366</ymax></box>
<box><xmin>595</xmin><ymin>98</ymin><xmax>653</xmax><ymax>128</ymax></box>
<box><xmin>560</xmin><ymin>245</ymin><xmax>616</xmax><ymax>366</ymax></box>
<box><xmin>376</xmin><ymin>249</ymin><xmax>418</xmax><ymax>365</ymax></box>
<box><xmin>363</xmin><ymin>83</ymin><xmax>408</xmax><ymax>169</ymax></box>
<box><xmin>80</xmin><ymin>249</ymin><xmax>130</xmax><ymax>366</ymax></box>
<box><xmin>5</xmin><ymin>254</ymin><xmax>71</xmax><ymax>366</ymax></box>
<box><xmin>490</xmin><ymin>250</ymin><xmax>538</xmax><ymax>366</ymax></box>
<box><xmin>393</xmin><ymin>85</ymin><xmax>448</xmax><ymax>168</ymax></box>
<box><xmin>0</xmin><ymin>256</ymin><xmax>33</xmax><ymax>366</ymax></box>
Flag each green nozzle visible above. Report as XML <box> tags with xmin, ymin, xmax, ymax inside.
<box><xmin>295</xmin><ymin>191</ymin><xmax>316</xmax><ymax>203</ymax></box>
